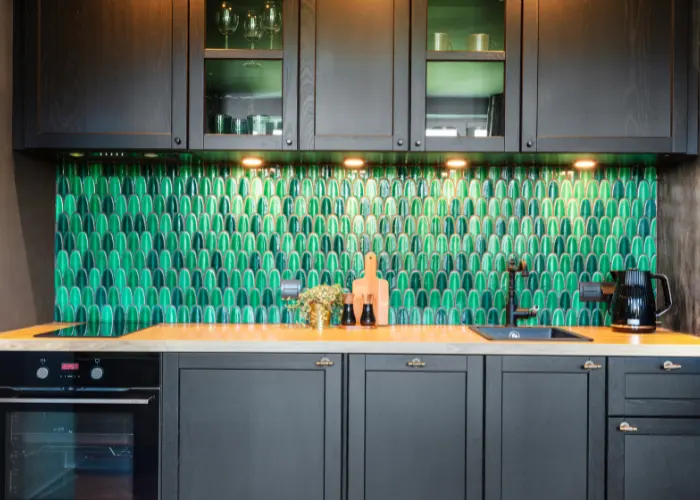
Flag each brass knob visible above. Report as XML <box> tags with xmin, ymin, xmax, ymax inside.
<box><xmin>619</xmin><ymin>422</ymin><xmax>638</xmax><ymax>432</ymax></box>
<box><xmin>407</xmin><ymin>358</ymin><xmax>426</xmax><ymax>368</ymax></box>
<box><xmin>315</xmin><ymin>357</ymin><xmax>334</xmax><ymax>367</ymax></box>
<box><xmin>663</xmin><ymin>361</ymin><xmax>682</xmax><ymax>371</ymax></box>
<box><xmin>583</xmin><ymin>360</ymin><xmax>602</xmax><ymax>370</ymax></box>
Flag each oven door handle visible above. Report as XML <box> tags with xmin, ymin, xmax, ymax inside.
<box><xmin>0</xmin><ymin>396</ymin><xmax>153</xmax><ymax>405</ymax></box>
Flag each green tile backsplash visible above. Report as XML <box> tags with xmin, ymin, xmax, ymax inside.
<box><xmin>54</xmin><ymin>163</ymin><xmax>657</xmax><ymax>326</ymax></box>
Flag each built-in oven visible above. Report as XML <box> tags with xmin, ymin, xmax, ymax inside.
<box><xmin>0</xmin><ymin>352</ymin><xmax>160</xmax><ymax>500</ymax></box>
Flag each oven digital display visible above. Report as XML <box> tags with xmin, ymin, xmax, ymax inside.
<box><xmin>61</xmin><ymin>362</ymin><xmax>79</xmax><ymax>371</ymax></box>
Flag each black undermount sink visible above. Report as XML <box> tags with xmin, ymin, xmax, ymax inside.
<box><xmin>470</xmin><ymin>326</ymin><xmax>593</xmax><ymax>342</ymax></box>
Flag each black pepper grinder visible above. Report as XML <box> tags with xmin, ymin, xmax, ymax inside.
<box><xmin>341</xmin><ymin>293</ymin><xmax>357</xmax><ymax>326</ymax></box>
<box><xmin>360</xmin><ymin>294</ymin><xmax>376</xmax><ymax>327</ymax></box>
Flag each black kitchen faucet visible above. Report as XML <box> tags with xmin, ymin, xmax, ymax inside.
<box><xmin>505</xmin><ymin>256</ymin><xmax>538</xmax><ymax>327</ymax></box>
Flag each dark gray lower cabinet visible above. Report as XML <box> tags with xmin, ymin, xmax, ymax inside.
<box><xmin>348</xmin><ymin>355</ymin><xmax>483</xmax><ymax>500</ymax></box>
<box><xmin>485</xmin><ymin>356</ymin><xmax>605</xmax><ymax>500</ymax></box>
<box><xmin>608</xmin><ymin>418</ymin><xmax>700</xmax><ymax>500</ymax></box>
<box><xmin>162</xmin><ymin>353</ymin><xmax>342</xmax><ymax>500</ymax></box>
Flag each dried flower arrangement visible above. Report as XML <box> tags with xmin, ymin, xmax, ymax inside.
<box><xmin>286</xmin><ymin>284</ymin><xmax>345</xmax><ymax>324</ymax></box>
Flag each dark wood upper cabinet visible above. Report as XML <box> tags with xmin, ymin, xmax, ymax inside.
<box><xmin>485</xmin><ymin>356</ymin><xmax>605</xmax><ymax>500</ymax></box>
<box><xmin>410</xmin><ymin>0</ymin><xmax>521</xmax><ymax>152</ymax></box>
<box><xmin>188</xmin><ymin>0</ymin><xmax>299</xmax><ymax>150</ymax></box>
<box><xmin>22</xmin><ymin>0</ymin><xmax>188</xmax><ymax>150</ymax></box>
<box><xmin>17</xmin><ymin>0</ymin><xmax>697</xmax><ymax>155</ymax></box>
<box><xmin>298</xmin><ymin>0</ymin><xmax>409</xmax><ymax>151</ymax></box>
<box><xmin>521</xmin><ymin>0</ymin><xmax>691</xmax><ymax>154</ymax></box>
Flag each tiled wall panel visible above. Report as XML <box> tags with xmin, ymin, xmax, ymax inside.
<box><xmin>54</xmin><ymin>163</ymin><xmax>657</xmax><ymax>326</ymax></box>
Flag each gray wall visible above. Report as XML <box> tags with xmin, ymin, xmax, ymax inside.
<box><xmin>657</xmin><ymin>166</ymin><xmax>700</xmax><ymax>333</ymax></box>
<box><xmin>657</xmin><ymin>0</ymin><xmax>700</xmax><ymax>334</ymax></box>
<box><xmin>0</xmin><ymin>0</ymin><xmax>55</xmax><ymax>330</ymax></box>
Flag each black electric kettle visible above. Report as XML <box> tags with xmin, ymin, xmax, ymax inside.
<box><xmin>610</xmin><ymin>270</ymin><xmax>672</xmax><ymax>333</ymax></box>
<box><xmin>579</xmin><ymin>269</ymin><xmax>672</xmax><ymax>333</ymax></box>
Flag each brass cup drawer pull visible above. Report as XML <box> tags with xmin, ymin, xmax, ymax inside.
<box><xmin>662</xmin><ymin>361</ymin><xmax>682</xmax><ymax>371</ymax></box>
<box><xmin>407</xmin><ymin>358</ymin><xmax>426</xmax><ymax>368</ymax></box>
<box><xmin>619</xmin><ymin>422</ymin><xmax>638</xmax><ymax>433</ymax></box>
<box><xmin>315</xmin><ymin>357</ymin><xmax>334</xmax><ymax>368</ymax></box>
<box><xmin>583</xmin><ymin>360</ymin><xmax>602</xmax><ymax>370</ymax></box>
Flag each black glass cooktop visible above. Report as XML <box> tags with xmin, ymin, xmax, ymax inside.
<box><xmin>34</xmin><ymin>323</ymin><xmax>154</xmax><ymax>338</ymax></box>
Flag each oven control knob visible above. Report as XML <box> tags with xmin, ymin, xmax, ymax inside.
<box><xmin>36</xmin><ymin>367</ymin><xmax>49</xmax><ymax>380</ymax></box>
<box><xmin>91</xmin><ymin>367</ymin><xmax>104</xmax><ymax>380</ymax></box>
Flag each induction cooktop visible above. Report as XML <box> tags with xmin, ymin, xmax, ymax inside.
<box><xmin>34</xmin><ymin>323</ymin><xmax>155</xmax><ymax>338</ymax></box>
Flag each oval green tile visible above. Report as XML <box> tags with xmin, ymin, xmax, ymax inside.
<box><xmin>414</xmin><ymin>269</ymin><xmax>430</xmax><ymax>291</ymax></box>
<box><xmin>543</xmin><ymin>286</ymin><xmax>560</xmax><ymax>310</ymax></box>
<box><xmin>461</xmin><ymin>197</ymin><xmax>475</xmax><ymax>218</ymax></box>
<box><xmin>611</xmin><ymin>179</ymin><xmax>625</xmax><ymax>200</ymax></box>
<box><xmin>500</xmin><ymin>198</ymin><xmax>515</xmax><ymax>218</ymax></box>
<box><xmin>493</xmin><ymin>216</ymin><xmax>506</xmax><ymax>237</ymax></box>
<box><xmin>534</xmin><ymin>199</ymin><xmax>550</xmax><ymax>221</ymax></box>
<box><xmin>480</xmin><ymin>233</ymin><xmax>495</xmax><ymax>255</ymax></box>
<box><xmin>615</xmin><ymin>198</ymin><xmax>631</xmax><ymax>218</ymax></box>
<box><xmin>473</xmin><ymin>197</ymin><xmax>487</xmax><ymax>218</ymax></box>
<box><xmin>555</xmin><ymin>178</ymin><xmax>571</xmax><ymax>199</ymax></box>
<box><xmin>452</xmin><ymin>178</ymin><xmax>468</xmax><ymax>199</ymax></box>
<box><xmin>519</xmin><ymin>176</ymin><xmax>538</xmax><ymax>198</ymax></box>
<box><xmin>589</xmin><ymin>198</ymin><xmax>604</xmax><ymax>218</ymax></box>
<box><xmin>552</xmin><ymin>198</ymin><xmax>567</xmax><ymax>218</ymax></box>
<box><xmin>610</xmin><ymin>252</ymin><xmax>624</xmax><ymax>272</ymax></box>
<box><xmin>419</xmin><ymin>234</ymin><xmax>433</xmax><ymax>255</ymax></box>
<box><xmin>561</xmin><ymin>233</ymin><xmax>577</xmax><ymax>255</ymax></box>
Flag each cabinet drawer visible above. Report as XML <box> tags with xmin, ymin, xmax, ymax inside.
<box><xmin>609</xmin><ymin>357</ymin><xmax>700</xmax><ymax>416</ymax></box>
<box><xmin>365</xmin><ymin>355</ymin><xmax>468</xmax><ymax>372</ymax></box>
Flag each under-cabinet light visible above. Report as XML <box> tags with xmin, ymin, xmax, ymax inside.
<box><xmin>343</xmin><ymin>158</ymin><xmax>365</xmax><ymax>169</ymax></box>
<box><xmin>445</xmin><ymin>159</ymin><xmax>468</xmax><ymax>169</ymax></box>
<box><xmin>574</xmin><ymin>159</ymin><xmax>597</xmax><ymax>169</ymax></box>
<box><xmin>241</xmin><ymin>157</ymin><xmax>264</xmax><ymax>168</ymax></box>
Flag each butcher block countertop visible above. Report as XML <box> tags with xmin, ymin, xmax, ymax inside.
<box><xmin>0</xmin><ymin>323</ymin><xmax>698</xmax><ymax>356</ymax></box>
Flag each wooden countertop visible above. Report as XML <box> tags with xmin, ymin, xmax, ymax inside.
<box><xmin>0</xmin><ymin>323</ymin><xmax>699</xmax><ymax>356</ymax></box>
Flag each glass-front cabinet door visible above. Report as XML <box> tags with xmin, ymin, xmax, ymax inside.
<box><xmin>410</xmin><ymin>0</ymin><xmax>521</xmax><ymax>152</ymax></box>
<box><xmin>189</xmin><ymin>0</ymin><xmax>298</xmax><ymax>150</ymax></box>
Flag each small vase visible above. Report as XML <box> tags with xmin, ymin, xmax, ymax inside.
<box><xmin>309</xmin><ymin>303</ymin><xmax>331</xmax><ymax>331</ymax></box>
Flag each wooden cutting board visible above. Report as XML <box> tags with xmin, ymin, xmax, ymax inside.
<box><xmin>352</xmin><ymin>252</ymin><xmax>389</xmax><ymax>325</ymax></box>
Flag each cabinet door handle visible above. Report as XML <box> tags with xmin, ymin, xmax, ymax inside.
<box><xmin>619</xmin><ymin>422</ymin><xmax>638</xmax><ymax>432</ymax></box>
<box><xmin>407</xmin><ymin>358</ymin><xmax>426</xmax><ymax>368</ymax></box>
<box><xmin>663</xmin><ymin>361</ymin><xmax>682</xmax><ymax>371</ymax></box>
<box><xmin>315</xmin><ymin>357</ymin><xmax>334</xmax><ymax>367</ymax></box>
<box><xmin>583</xmin><ymin>360</ymin><xmax>602</xmax><ymax>370</ymax></box>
